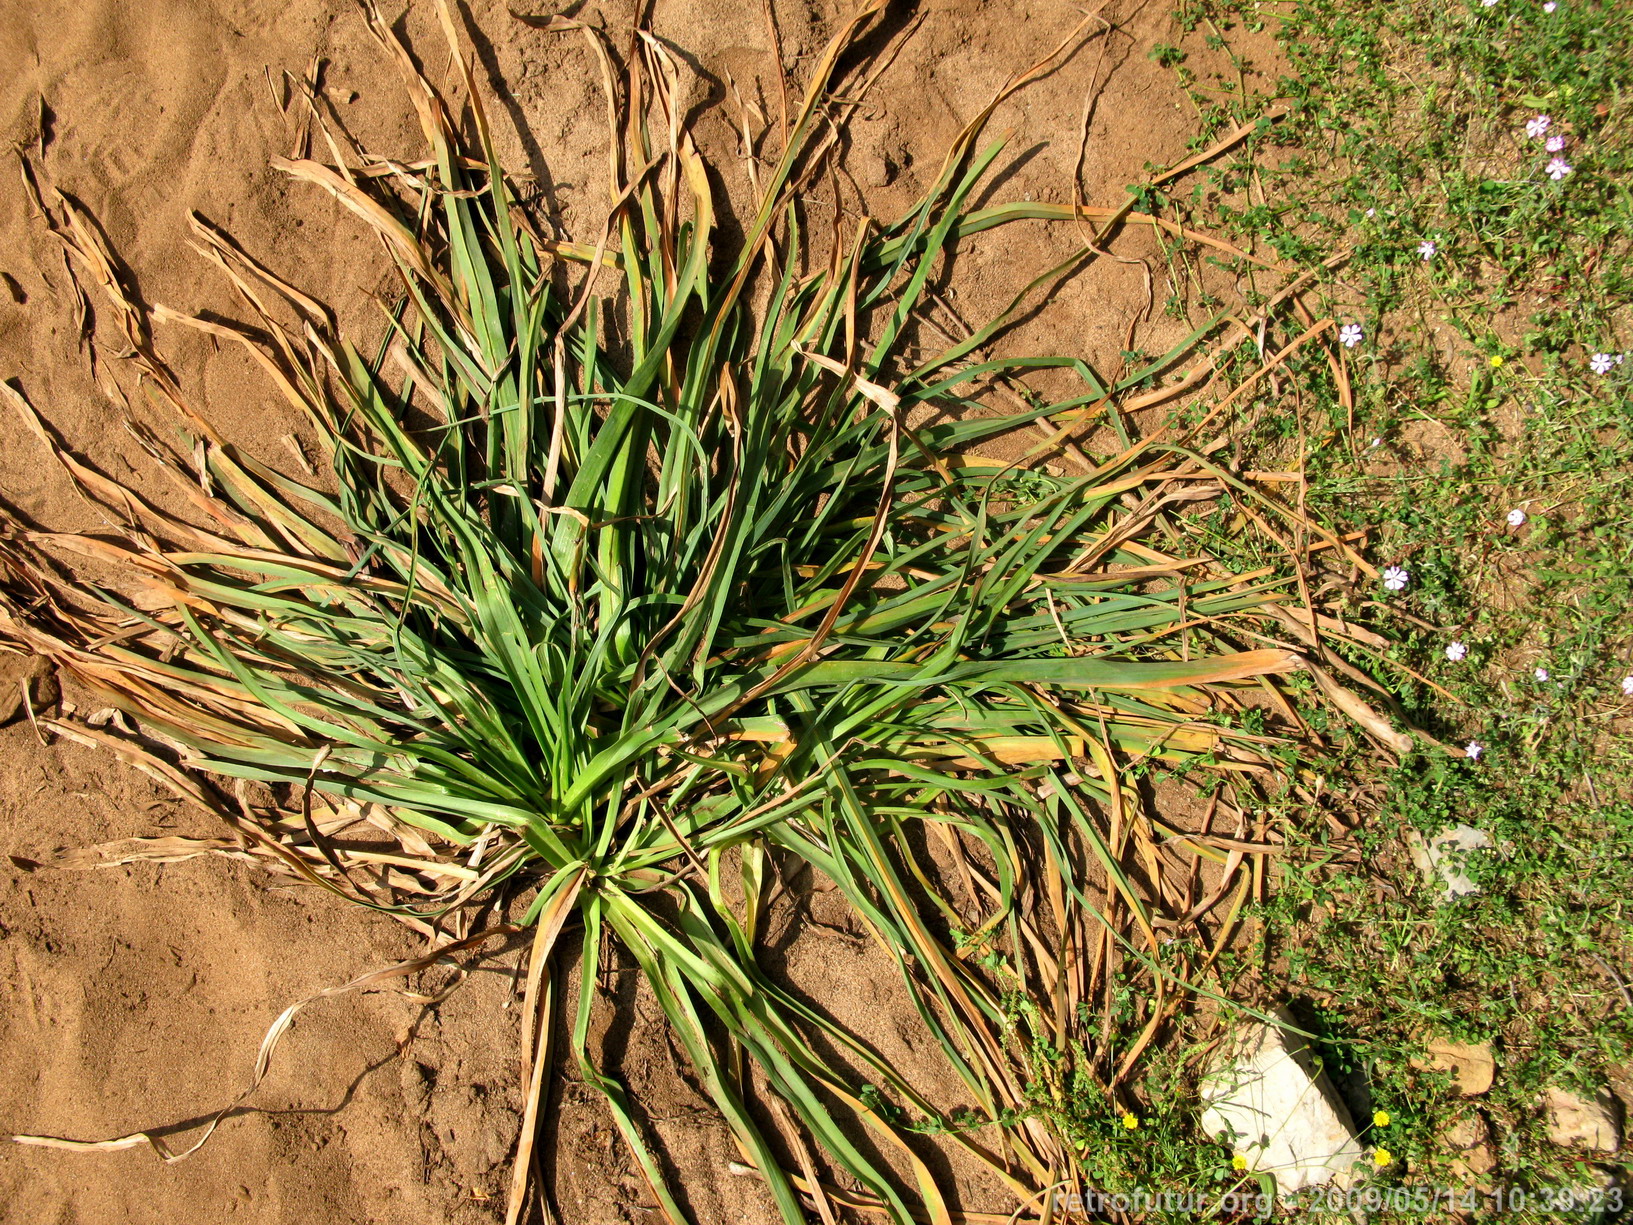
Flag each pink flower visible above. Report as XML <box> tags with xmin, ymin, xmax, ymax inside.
<box><xmin>1417</xmin><ymin>240</ymin><xmax>1438</xmax><ymax>260</ymax></box>
<box><xmin>1591</xmin><ymin>353</ymin><xmax>1616</xmax><ymax>375</ymax></box>
<box><xmin>1526</xmin><ymin>115</ymin><xmax>1552</xmax><ymax>140</ymax></box>
<box><xmin>1546</xmin><ymin>134</ymin><xmax>1566</xmax><ymax>153</ymax></box>
<box><xmin>1547</xmin><ymin>158</ymin><xmax>1573</xmax><ymax>181</ymax></box>
<box><xmin>1339</xmin><ymin>323</ymin><xmax>1364</xmax><ymax>348</ymax></box>
<box><xmin>1465</xmin><ymin>741</ymin><xmax>1484</xmax><ymax>760</ymax></box>
<box><xmin>1446</xmin><ymin>642</ymin><xmax>1468</xmax><ymax>662</ymax></box>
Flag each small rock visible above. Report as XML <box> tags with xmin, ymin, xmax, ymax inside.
<box><xmin>1406</xmin><ymin>825</ymin><xmax>1493</xmax><ymax>902</ymax></box>
<box><xmin>1412</xmin><ymin>1039</ymin><xmax>1496</xmax><ymax>1097</ymax></box>
<box><xmin>1445</xmin><ymin>1111</ymin><xmax>1494</xmax><ymax>1179</ymax></box>
<box><xmin>1565</xmin><ymin>1165</ymin><xmax>1623</xmax><ymax>1213</ymax></box>
<box><xmin>1449</xmin><ymin>1145</ymin><xmax>1495</xmax><ymax>1181</ymax></box>
<box><xmin>1546</xmin><ymin>1087</ymin><xmax>1621</xmax><ymax>1153</ymax></box>
<box><xmin>1445</xmin><ymin>1111</ymin><xmax>1485</xmax><ymax>1149</ymax></box>
<box><xmin>1199</xmin><ymin>1005</ymin><xmax>1366</xmax><ymax>1192</ymax></box>
<box><xmin>400</xmin><ymin>1059</ymin><xmax>433</xmax><ymax>1110</ymax></box>
<box><xmin>861</xmin><ymin>152</ymin><xmax>899</xmax><ymax>189</ymax></box>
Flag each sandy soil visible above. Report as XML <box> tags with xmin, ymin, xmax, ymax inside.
<box><xmin>0</xmin><ymin>2</ymin><xmax>1278</xmax><ymax>1221</ymax></box>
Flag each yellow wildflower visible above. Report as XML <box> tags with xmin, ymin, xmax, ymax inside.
<box><xmin>1373</xmin><ymin>1109</ymin><xmax>1391</xmax><ymax>1128</ymax></box>
<box><xmin>1121</xmin><ymin>1112</ymin><xmax>1140</xmax><ymax>1131</ymax></box>
<box><xmin>1489</xmin><ymin>355</ymin><xmax>1505</xmax><ymax>369</ymax></box>
<box><xmin>1232</xmin><ymin>1154</ymin><xmax>1248</xmax><ymax>1172</ymax></box>
<box><xmin>1373</xmin><ymin>1147</ymin><xmax>1393</xmax><ymax>1168</ymax></box>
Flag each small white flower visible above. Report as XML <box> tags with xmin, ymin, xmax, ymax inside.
<box><xmin>1547</xmin><ymin>157</ymin><xmax>1573</xmax><ymax>180</ymax></box>
<box><xmin>1446</xmin><ymin>641</ymin><xmax>1468</xmax><ymax>662</ymax></box>
<box><xmin>1339</xmin><ymin>323</ymin><xmax>1364</xmax><ymax>348</ymax></box>
<box><xmin>1623</xmin><ymin>676</ymin><xmax>1633</xmax><ymax>696</ymax></box>
<box><xmin>1465</xmin><ymin>741</ymin><xmax>1484</xmax><ymax>760</ymax></box>
<box><xmin>1369</xmin><ymin>437</ymin><xmax>1383</xmax><ymax>449</ymax></box>
<box><xmin>1507</xmin><ymin>508</ymin><xmax>1527</xmax><ymax>526</ymax></box>
<box><xmin>1365</xmin><ymin>207</ymin><xmax>1377</xmax><ymax>217</ymax></box>
<box><xmin>1481</xmin><ymin>0</ymin><xmax>1497</xmax><ymax>6</ymax></box>
<box><xmin>1535</xmin><ymin>667</ymin><xmax>1550</xmax><ymax>681</ymax></box>
<box><xmin>1591</xmin><ymin>352</ymin><xmax>1616</xmax><ymax>374</ymax></box>
<box><xmin>1544</xmin><ymin>1</ymin><xmax>1557</xmax><ymax>10</ymax></box>
<box><xmin>1545</xmin><ymin>134</ymin><xmax>1566</xmax><ymax>153</ymax></box>
<box><xmin>1382</xmin><ymin>566</ymin><xmax>1410</xmax><ymax>592</ymax></box>
<box><xmin>1417</xmin><ymin>240</ymin><xmax>1438</xmax><ymax>260</ymax></box>
<box><xmin>1527</xmin><ymin>114</ymin><xmax>1553</xmax><ymax>140</ymax></box>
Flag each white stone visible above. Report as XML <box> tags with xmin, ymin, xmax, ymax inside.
<box><xmin>1199</xmin><ymin>1006</ymin><xmax>1366</xmax><ymax>1192</ymax></box>
<box><xmin>1406</xmin><ymin>824</ymin><xmax>1493</xmax><ymax>902</ymax></box>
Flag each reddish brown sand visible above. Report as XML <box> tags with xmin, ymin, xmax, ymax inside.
<box><xmin>0</xmin><ymin>2</ymin><xmax>1275</xmax><ymax>1220</ymax></box>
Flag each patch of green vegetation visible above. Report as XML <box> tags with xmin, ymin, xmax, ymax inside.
<box><xmin>1140</xmin><ymin>0</ymin><xmax>1633</xmax><ymax>1207</ymax></box>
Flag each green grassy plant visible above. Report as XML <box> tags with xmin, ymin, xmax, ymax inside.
<box><xmin>0</xmin><ymin>4</ymin><xmax>1384</xmax><ymax>1221</ymax></box>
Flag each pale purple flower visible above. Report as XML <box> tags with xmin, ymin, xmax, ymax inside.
<box><xmin>1591</xmin><ymin>353</ymin><xmax>1616</xmax><ymax>374</ymax></box>
<box><xmin>1481</xmin><ymin>0</ymin><xmax>1497</xmax><ymax>6</ymax></box>
<box><xmin>1465</xmin><ymin>741</ymin><xmax>1484</xmax><ymax>760</ymax></box>
<box><xmin>1339</xmin><ymin>323</ymin><xmax>1364</xmax><ymax>348</ymax></box>
<box><xmin>1446</xmin><ymin>641</ymin><xmax>1468</xmax><ymax>662</ymax></box>
<box><xmin>1544</xmin><ymin>1</ymin><xmax>1557</xmax><ymax>10</ymax></box>
<box><xmin>1622</xmin><ymin>676</ymin><xmax>1633</xmax><ymax>697</ymax></box>
<box><xmin>1507</xmin><ymin>508</ymin><xmax>1527</xmax><ymax>527</ymax></box>
<box><xmin>1547</xmin><ymin>157</ymin><xmax>1573</xmax><ymax>181</ymax></box>
<box><xmin>1417</xmin><ymin>240</ymin><xmax>1438</xmax><ymax>261</ymax></box>
<box><xmin>1534</xmin><ymin>667</ymin><xmax>1550</xmax><ymax>681</ymax></box>
<box><xmin>1526</xmin><ymin>115</ymin><xmax>1552</xmax><ymax>140</ymax></box>
<box><xmin>1369</xmin><ymin>437</ymin><xmax>1383</xmax><ymax>448</ymax></box>
<box><xmin>1382</xmin><ymin>566</ymin><xmax>1410</xmax><ymax>592</ymax></box>
<box><xmin>1545</xmin><ymin>134</ymin><xmax>1566</xmax><ymax>153</ymax></box>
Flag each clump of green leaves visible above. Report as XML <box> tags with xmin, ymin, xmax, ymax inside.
<box><xmin>0</xmin><ymin>5</ymin><xmax>1376</xmax><ymax>1222</ymax></box>
<box><xmin>1151</xmin><ymin>0</ymin><xmax>1633</xmax><ymax>1195</ymax></box>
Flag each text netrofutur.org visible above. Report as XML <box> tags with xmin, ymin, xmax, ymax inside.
<box><xmin>1061</xmin><ymin>1184</ymin><xmax>1623</xmax><ymax>1217</ymax></box>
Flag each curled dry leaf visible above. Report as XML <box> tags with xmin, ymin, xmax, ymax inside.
<box><xmin>43</xmin><ymin>835</ymin><xmax>245</xmax><ymax>871</ymax></box>
<box><xmin>1304</xmin><ymin>659</ymin><xmax>1415</xmax><ymax>755</ymax></box>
